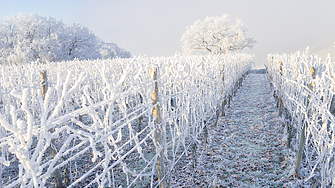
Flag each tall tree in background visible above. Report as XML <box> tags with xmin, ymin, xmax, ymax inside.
<box><xmin>181</xmin><ymin>14</ymin><xmax>256</xmax><ymax>55</ymax></box>
<box><xmin>59</xmin><ymin>23</ymin><xmax>101</xmax><ymax>60</ymax></box>
<box><xmin>0</xmin><ymin>13</ymin><xmax>131</xmax><ymax>64</ymax></box>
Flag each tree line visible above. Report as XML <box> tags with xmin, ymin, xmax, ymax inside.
<box><xmin>0</xmin><ymin>13</ymin><xmax>131</xmax><ymax>65</ymax></box>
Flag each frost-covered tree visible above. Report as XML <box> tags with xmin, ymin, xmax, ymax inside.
<box><xmin>0</xmin><ymin>13</ymin><xmax>131</xmax><ymax>64</ymax></box>
<box><xmin>181</xmin><ymin>14</ymin><xmax>256</xmax><ymax>55</ymax></box>
<box><xmin>59</xmin><ymin>23</ymin><xmax>102</xmax><ymax>60</ymax></box>
<box><xmin>100</xmin><ymin>42</ymin><xmax>132</xmax><ymax>59</ymax></box>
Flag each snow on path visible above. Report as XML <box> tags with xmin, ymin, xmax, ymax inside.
<box><xmin>171</xmin><ymin>73</ymin><xmax>293</xmax><ymax>187</ymax></box>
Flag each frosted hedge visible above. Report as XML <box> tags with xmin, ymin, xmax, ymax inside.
<box><xmin>0</xmin><ymin>53</ymin><xmax>253</xmax><ymax>187</ymax></box>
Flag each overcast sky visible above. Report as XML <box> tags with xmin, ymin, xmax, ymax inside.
<box><xmin>1</xmin><ymin>0</ymin><xmax>335</xmax><ymax>68</ymax></box>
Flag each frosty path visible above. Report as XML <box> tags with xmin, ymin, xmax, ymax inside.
<box><xmin>171</xmin><ymin>73</ymin><xmax>292</xmax><ymax>187</ymax></box>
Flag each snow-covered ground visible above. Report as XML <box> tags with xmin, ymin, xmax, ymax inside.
<box><xmin>171</xmin><ymin>73</ymin><xmax>296</xmax><ymax>187</ymax></box>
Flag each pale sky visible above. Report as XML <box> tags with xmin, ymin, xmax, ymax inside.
<box><xmin>1</xmin><ymin>0</ymin><xmax>335</xmax><ymax>68</ymax></box>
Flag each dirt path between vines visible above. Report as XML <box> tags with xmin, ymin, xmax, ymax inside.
<box><xmin>171</xmin><ymin>73</ymin><xmax>295</xmax><ymax>187</ymax></box>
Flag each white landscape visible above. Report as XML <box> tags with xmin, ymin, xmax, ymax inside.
<box><xmin>0</xmin><ymin>54</ymin><xmax>253</xmax><ymax>187</ymax></box>
<box><xmin>1</xmin><ymin>1</ymin><xmax>335</xmax><ymax>188</ymax></box>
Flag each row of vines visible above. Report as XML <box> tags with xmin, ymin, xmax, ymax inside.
<box><xmin>0</xmin><ymin>54</ymin><xmax>253</xmax><ymax>187</ymax></box>
<box><xmin>266</xmin><ymin>50</ymin><xmax>335</xmax><ymax>187</ymax></box>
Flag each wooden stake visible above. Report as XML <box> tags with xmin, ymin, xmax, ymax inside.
<box><xmin>191</xmin><ymin>142</ymin><xmax>197</xmax><ymax>168</ymax></box>
<box><xmin>295</xmin><ymin>66</ymin><xmax>315</xmax><ymax>178</ymax></box>
<box><xmin>221</xmin><ymin>100</ymin><xmax>226</xmax><ymax>116</ymax></box>
<box><xmin>40</xmin><ymin>70</ymin><xmax>65</xmax><ymax>188</ymax></box>
<box><xmin>40</xmin><ymin>70</ymin><xmax>48</xmax><ymax>100</ymax></box>
<box><xmin>138</xmin><ymin>93</ymin><xmax>143</xmax><ymax>132</ymax></box>
<box><xmin>228</xmin><ymin>95</ymin><xmax>231</xmax><ymax>108</ymax></box>
<box><xmin>221</xmin><ymin>65</ymin><xmax>225</xmax><ymax>116</ymax></box>
<box><xmin>213</xmin><ymin>110</ymin><xmax>220</xmax><ymax>127</ymax></box>
<box><xmin>203</xmin><ymin>121</ymin><xmax>208</xmax><ymax>144</ymax></box>
<box><xmin>150</xmin><ymin>66</ymin><xmax>166</xmax><ymax>188</ymax></box>
<box><xmin>278</xmin><ymin>61</ymin><xmax>283</xmax><ymax>117</ymax></box>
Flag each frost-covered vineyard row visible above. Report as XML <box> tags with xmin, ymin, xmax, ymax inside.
<box><xmin>0</xmin><ymin>54</ymin><xmax>253</xmax><ymax>187</ymax></box>
<box><xmin>266</xmin><ymin>51</ymin><xmax>335</xmax><ymax>187</ymax></box>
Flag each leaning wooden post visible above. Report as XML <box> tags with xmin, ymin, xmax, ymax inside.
<box><xmin>278</xmin><ymin>61</ymin><xmax>283</xmax><ymax>117</ymax></box>
<box><xmin>40</xmin><ymin>70</ymin><xmax>65</xmax><ymax>188</ymax></box>
<box><xmin>295</xmin><ymin>66</ymin><xmax>315</xmax><ymax>178</ymax></box>
<box><xmin>150</xmin><ymin>66</ymin><xmax>166</xmax><ymax>188</ymax></box>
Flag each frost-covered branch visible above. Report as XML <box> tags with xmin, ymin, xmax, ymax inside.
<box><xmin>0</xmin><ymin>53</ymin><xmax>253</xmax><ymax>187</ymax></box>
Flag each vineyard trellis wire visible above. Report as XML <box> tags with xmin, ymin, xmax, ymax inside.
<box><xmin>266</xmin><ymin>49</ymin><xmax>335</xmax><ymax>187</ymax></box>
<box><xmin>0</xmin><ymin>53</ymin><xmax>253</xmax><ymax>187</ymax></box>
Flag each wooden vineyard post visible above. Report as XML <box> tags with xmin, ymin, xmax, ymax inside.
<box><xmin>232</xmin><ymin>62</ymin><xmax>237</xmax><ymax>96</ymax></box>
<box><xmin>221</xmin><ymin>65</ymin><xmax>226</xmax><ymax>116</ymax></box>
<box><xmin>270</xmin><ymin>57</ymin><xmax>274</xmax><ymax>88</ymax></box>
<box><xmin>213</xmin><ymin>64</ymin><xmax>221</xmax><ymax>125</ymax></box>
<box><xmin>149</xmin><ymin>66</ymin><xmax>166</xmax><ymax>188</ymax></box>
<box><xmin>191</xmin><ymin>141</ymin><xmax>197</xmax><ymax>168</ymax></box>
<box><xmin>227</xmin><ymin>94</ymin><xmax>231</xmax><ymax>108</ymax></box>
<box><xmin>295</xmin><ymin>66</ymin><xmax>315</xmax><ymax>178</ymax></box>
<box><xmin>221</xmin><ymin>99</ymin><xmax>227</xmax><ymax>117</ymax></box>
<box><xmin>138</xmin><ymin>93</ymin><xmax>143</xmax><ymax>132</ymax></box>
<box><xmin>40</xmin><ymin>70</ymin><xmax>48</xmax><ymax>100</ymax></box>
<box><xmin>40</xmin><ymin>70</ymin><xmax>65</xmax><ymax>188</ymax></box>
<box><xmin>213</xmin><ymin>110</ymin><xmax>220</xmax><ymax>127</ymax></box>
<box><xmin>278</xmin><ymin>61</ymin><xmax>283</xmax><ymax>117</ymax></box>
